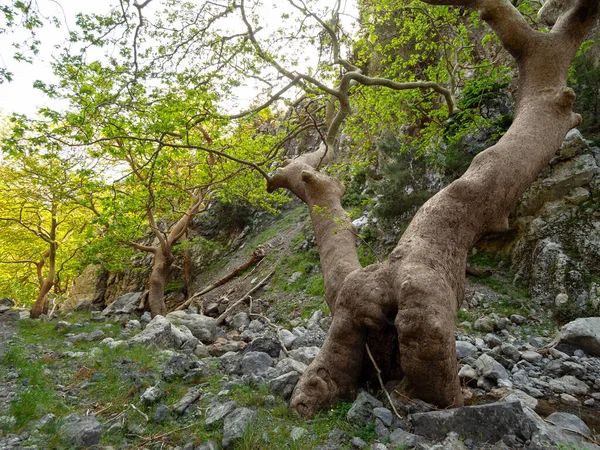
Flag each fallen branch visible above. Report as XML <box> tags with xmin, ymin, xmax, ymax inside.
<box><xmin>173</xmin><ymin>244</ymin><xmax>269</xmax><ymax>312</ymax></box>
<box><xmin>215</xmin><ymin>270</ymin><xmax>275</xmax><ymax>325</ymax></box>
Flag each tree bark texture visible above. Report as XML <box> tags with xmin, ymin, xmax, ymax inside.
<box><xmin>267</xmin><ymin>0</ymin><xmax>600</xmax><ymax>416</ymax></box>
<box><xmin>147</xmin><ymin>248</ymin><xmax>173</xmax><ymax>317</ymax></box>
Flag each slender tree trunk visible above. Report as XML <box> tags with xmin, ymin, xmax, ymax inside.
<box><xmin>148</xmin><ymin>248</ymin><xmax>174</xmax><ymax>317</ymax></box>
<box><xmin>266</xmin><ymin>0</ymin><xmax>600</xmax><ymax>416</ymax></box>
<box><xmin>31</xmin><ymin>216</ymin><xmax>57</xmax><ymax>319</ymax></box>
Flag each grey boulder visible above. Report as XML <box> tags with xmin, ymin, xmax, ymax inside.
<box><xmin>59</xmin><ymin>414</ymin><xmax>101</xmax><ymax>448</ymax></box>
<box><xmin>165</xmin><ymin>311</ymin><xmax>217</xmax><ymax>343</ymax></box>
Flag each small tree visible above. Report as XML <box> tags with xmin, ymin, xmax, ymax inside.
<box><xmin>0</xmin><ymin>146</ymin><xmax>95</xmax><ymax>317</ymax></box>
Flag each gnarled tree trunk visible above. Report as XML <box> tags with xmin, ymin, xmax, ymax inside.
<box><xmin>267</xmin><ymin>0</ymin><xmax>600</xmax><ymax>416</ymax></box>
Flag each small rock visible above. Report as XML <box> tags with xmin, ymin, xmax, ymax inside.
<box><xmin>476</xmin><ymin>354</ymin><xmax>509</xmax><ymax>381</ymax></box>
<box><xmin>165</xmin><ymin>311</ymin><xmax>217</xmax><ymax>343</ymax></box>
<box><xmin>289</xmin><ymin>346</ymin><xmax>320</xmax><ymax>365</ymax></box>
<box><xmin>245</xmin><ymin>336</ymin><xmax>281</xmax><ymax>358</ymax></box>
<box><xmin>458</xmin><ymin>365</ymin><xmax>478</xmax><ymax>381</ymax></box>
<box><xmin>547</xmin><ymin>412</ymin><xmax>591</xmax><ymax>436</ymax></box>
<box><xmin>521</xmin><ymin>351</ymin><xmax>543</xmax><ymax>364</ymax></box>
<box><xmin>55</xmin><ymin>321</ymin><xmax>70</xmax><ymax>331</ymax></box>
<box><xmin>373</xmin><ymin>407</ymin><xmax>393</xmax><ymax>427</ymax></box>
<box><xmin>560</xmin><ymin>393</ymin><xmax>580</xmax><ymax>404</ymax></box>
<box><xmin>240</xmin><ymin>351</ymin><xmax>274</xmax><ymax>375</ymax></box>
<box><xmin>278</xmin><ymin>329</ymin><xmax>297</xmax><ymax>349</ymax></box>
<box><xmin>549</xmin><ymin>375</ymin><xmax>589</xmax><ymax>395</ymax></box>
<box><xmin>141</xmin><ymin>386</ymin><xmax>162</xmax><ymax>404</ymax></box>
<box><xmin>232</xmin><ymin>312</ymin><xmax>250</xmax><ymax>330</ymax></box>
<box><xmin>59</xmin><ymin>414</ymin><xmax>101</xmax><ymax>448</ymax></box>
<box><xmin>172</xmin><ymin>387</ymin><xmax>203</xmax><ymax>416</ymax></box>
<box><xmin>346</xmin><ymin>390</ymin><xmax>383</xmax><ymax>426</ymax></box>
<box><xmin>222</xmin><ymin>408</ymin><xmax>256</xmax><ymax>450</ymax></box>
<box><xmin>289</xmin><ymin>272</ymin><xmax>302</xmax><ymax>284</ymax></box>
<box><xmin>455</xmin><ymin>341</ymin><xmax>478</xmax><ymax>359</ymax></box>
<box><xmin>290</xmin><ymin>426</ymin><xmax>308</xmax><ymax>441</ymax></box>
<box><xmin>152</xmin><ymin>404</ymin><xmax>170</xmax><ymax>423</ymax></box>
<box><xmin>352</xmin><ymin>437</ymin><xmax>368</xmax><ymax>449</ymax></box>
<box><xmin>474</xmin><ymin>317</ymin><xmax>495</xmax><ymax>333</ymax></box>
<box><xmin>205</xmin><ymin>401</ymin><xmax>237</xmax><ymax>428</ymax></box>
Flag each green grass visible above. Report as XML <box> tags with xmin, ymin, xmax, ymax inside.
<box><xmin>1</xmin><ymin>343</ymin><xmax>69</xmax><ymax>430</ymax></box>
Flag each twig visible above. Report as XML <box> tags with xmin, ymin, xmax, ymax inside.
<box><xmin>130</xmin><ymin>403</ymin><xmax>149</xmax><ymax>422</ymax></box>
<box><xmin>134</xmin><ymin>422</ymin><xmax>196</xmax><ymax>448</ymax></box>
<box><xmin>365</xmin><ymin>343</ymin><xmax>403</xmax><ymax>420</ymax></box>
<box><xmin>215</xmin><ymin>270</ymin><xmax>275</xmax><ymax>325</ymax></box>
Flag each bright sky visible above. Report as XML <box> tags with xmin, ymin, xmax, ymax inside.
<box><xmin>0</xmin><ymin>0</ymin><xmax>358</xmax><ymax>118</ymax></box>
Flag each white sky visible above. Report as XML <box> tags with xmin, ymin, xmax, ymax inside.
<box><xmin>0</xmin><ymin>0</ymin><xmax>358</xmax><ymax>118</ymax></box>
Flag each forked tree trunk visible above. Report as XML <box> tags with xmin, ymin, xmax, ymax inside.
<box><xmin>267</xmin><ymin>0</ymin><xmax>600</xmax><ymax>416</ymax></box>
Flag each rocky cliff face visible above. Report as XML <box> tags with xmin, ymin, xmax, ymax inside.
<box><xmin>511</xmin><ymin>130</ymin><xmax>600</xmax><ymax>316</ymax></box>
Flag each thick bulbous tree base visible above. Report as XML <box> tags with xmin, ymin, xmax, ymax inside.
<box><xmin>290</xmin><ymin>265</ymin><xmax>463</xmax><ymax>416</ymax></box>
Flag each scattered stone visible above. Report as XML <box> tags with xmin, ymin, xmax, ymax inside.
<box><xmin>172</xmin><ymin>387</ymin><xmax>203</xmax><ymax>416</ymax></box>
<box><xmin>128</xmin><ymin>315</ymin><xmax>181</xmax><ymax>349</ymax></box>
<box><xmin>288</xmin><ymin>272</ymin><xmax>302</xmax><ymax>284</ymax></box>
<box><xmin>289</xmin><ymin>346</ymin><xmax>320</xmax><ymax>365</ymax></box>
<box><xmin>389</xmin><ymin>428</ymin><xmax>422</xmax><ymax>448</ymax></box>
<box><xmin>458</xmin><ymin>365</ymin><xmax>478</xmax><ymax>381</ymax></box>
<box><xmin>559</xmin><ymin>393</ymin><xmax>580</xmax><ymax>404</ymax></box>
<box><xmin>373</xmin><ymin>407</ymin><xmax>393</xmax><ymax>427</ymax></box>
<box><xmin>278</xmin><ymin>329</ymin><xmax>297</xmax><ymax>349</ymax></box>
<box><xmin>521</xmin><ymin>351</ymin><xmax>543</xmax><ymax>364</ymax></box>
<box><xmin>484</xmin><ymin>334</ymin><xmax>502</xmax><ymax>348</ymax></box>
<box><xmin>269</xmin><ymin>371</ymin><xmax>300</xmax><ymax>400</ymax></box>
<box><xmin>59</xmin><ymin>414</ymin><xmax>101</xmax><ymax>448</ymax></box>
<box><xmin>220</xmin><ymin>351</ymin><xmax>242</xmax><ymax>375</ymax></box>
<box><xmin>101</xmin><ymin>292</ymin><xmax>143</xmax><ymax>317</ymax></box>
<box><xmin>222</xmin><ymin>408</ymin><xmax>256</xmax><ymax>450</ymax></box>
<box><xmin>165</xmin><ymin>311</ymin><xmax>217</xmax><ymax>343</ymax></box>
<box><xmin>411</xmin><ymin>402</ymin><xmax>530</xmax><ymax>443</ymax></box>
<box><xmin>504</xmin><ymin>390</ymin><xmax>538</xmax><ymax>410</ymax></box>
<box><xmin>141</xmin><ymin>386</ymin><xmax>162</xmax><ymax>404</ymax></box>
<box><xmin>54</xmin><ymin>321</ymin><xmax>70</xmax><ymax>331</ymax></box>
<box><xmin>240</xmin><ymin>351</ymin><xmax>274</xmax><ymax>375</ymax></box>
<box><xmin>161</xmin><ymin>353</ymin><xmax>198</xmax><ymax>381</ymax></box>
<box><xmin>475</xmin><ymin>354</ymin><xmax>509</xmax><ymax>381</ymax></box>
<box><xmin>346</xmin><ymin>390</ymin><xmax>383</xmax><ymax>426</ymax></box>
<box><xmin>555</xmin><ymin>317</ymin><xmax>600</xmax><ymax>356</ymax></box>
<box><xmin>152</xmin><ymin>404</ymin><xmax>170</xmax><ymax>423</ymax></box>
<box><xmin>292</xmin><ymin>327</ymin><xmax>326</xmax><ymax>349</ymax></box>
<box><xmin>232</xmin><ymin>312</ymin><xmax>250</xmax><ymax>330</ymax></box>
<box><xmin>245</xmin><ymin>336</ymin><xmax>282</xmax><ymax>358</ymax></box>
<box><xmin>548</xmin><ymin>375</ymin><xmax>589</xmax><ymax>395</ymax></box>
<box><xmin>455</xmin><ymin>341</ymin><xmax>477</xmax><ymax>359</ymax></box>
<box><xmin>474</xmin><ymin>317</ymin><xmax>495</xmax><ymax>333</ymax></box>
<box><xmin>352</xmin><ymin>437</ymin><xmax>368</xmax><ymax>449</ymax></box>
<box><xmin>510</xmin><ymin>314</ymin><xmax>527</xmax><ymax>325</ymax></box>
<box><xmin>290</xmin><ymin>426</ymin><xmax>308</xmax><ymax>441</ymax></box>
<box><xmin>197</xmin><ymin>441</ymin><xmax>220</xmax><ymax>450</ymax></box>
<box><xmin>205</xmin><ymin>401</ymin><xmax>237</xmax><ymax>428</ymax></box>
